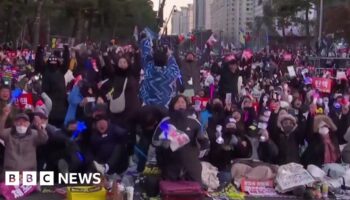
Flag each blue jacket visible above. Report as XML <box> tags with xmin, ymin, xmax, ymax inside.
<box><xmin>139</xmin><ymin>38</ymin><xmax>180</xmax><ymax>108</ymax></box>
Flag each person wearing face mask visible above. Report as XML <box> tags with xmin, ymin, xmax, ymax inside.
<box><xmin>180</xmin><ymin>52</ymin><xmax>201</xmax><ymax>97</ymax></box>
<box><xmin>0</xmin><ymin>106</ymin><xmax>48</xmax><ymax>179</ymax></box>
<box><xmin>206</xmin><ymin>117</ymin><xmax>240</xmax><ymax>171</ymax></box>
<box><xmin>153</xmin><ymin>95</ymin><xmax>209</xmax><ymax>185</ymax></box>
<box><xmin>241</xmin><ymin>96</ymin><xmax>257</xmax><ymax>130</ymax></box>
<box><xmin>91</xmin><ymin>115</ymin><xmax>129</xmax><ymax>175</ymax></box>
<box><xmin>301</xmin><ymin>115</ymin><xmax>340</xmax><ymax>167</ymax></box>
<box><xmin>271</xmin><ymin>112</ymin><xmax>304</xmax><ymax>165</ymax></box>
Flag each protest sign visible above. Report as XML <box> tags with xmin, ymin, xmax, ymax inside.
<box><xmin>241</xmin><ymin>179</ymin><xmax>276</xmax><ymax>196</ymax></box>
<box><xmin>287</xmin><ymin>66</ymin><xmax>296</xmax><ymax>77</ymax></box>
<box><xmin>283</xmin><ymin>54</ymin><xmax>292</xmax><ymax>61</ymax></box>
<box><xmin>312</xmin><ymin>78</ymin><xmax>332</xmax><ymax>93</ymax></box>
<box><xmin>336</xmin><ymin>71</ymin><xmax>347</xmax><ymax>80</ymax></box>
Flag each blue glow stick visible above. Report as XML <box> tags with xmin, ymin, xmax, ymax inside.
<box><xmin>159</xmin><ymin>122</ymin><xmax>169</xmax><ymax>140</ymax></box>
<box><xmin>9</xmin><ymin>88</ymin><xmax>22</xmax><ymax>105</ymax></box>
<box><xmin>70</xmin><ymin>121</ymin><xmax>87</xmax><ymax>141</ymax></box>
<box><xmin>76</xmin><ymin>152</ymin><xmax>84</xmax><ymax>162</ymax></box>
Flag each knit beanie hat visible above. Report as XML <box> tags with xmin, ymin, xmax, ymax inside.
<box><xmin>34</xmin><ymin>100</ymin><xmax>48</xmax><ymax>119</ymax></box>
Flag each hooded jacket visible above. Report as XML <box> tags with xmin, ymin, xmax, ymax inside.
<box><xmin>270</xmin><ymin>113</ymin><xmax>304</xmax><ymax>165</ymax></box>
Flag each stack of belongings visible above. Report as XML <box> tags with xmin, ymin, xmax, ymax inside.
<box><xmin>306</xmin><ymin>163</ymin><xmax>350</xmax><ymax>199</ymax></box>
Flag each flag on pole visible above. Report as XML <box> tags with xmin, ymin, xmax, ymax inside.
<box><xmin>207</xmin><ymin>34</ymin><xmax>218</xmax><ymax>47</ymax></box>
<box><xmin>239</xmin><ymin>28</ymin><xmax>245</xmax><ymax>46</ymax></box>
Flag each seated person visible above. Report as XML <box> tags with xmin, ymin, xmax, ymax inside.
<box><xmin>153</xmin><ymin>95</ymin><xmax>209</xmax><ymax>185</ymax></box>
<box><xmin>91</xmin><ymin>115</ymin><xmax>129</xmax><ymax>175</ymax></box>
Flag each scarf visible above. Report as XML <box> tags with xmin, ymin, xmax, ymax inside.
<box><xmin>322</xmin><ymin>134</ymin><xmax>339</xmax><ymax>164</ymax></box>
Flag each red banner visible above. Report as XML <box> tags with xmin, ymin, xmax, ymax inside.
<box><xmin>312</xmin><ymin>78</ymin><xmax>332</xmax><ymax>93</ymax></box>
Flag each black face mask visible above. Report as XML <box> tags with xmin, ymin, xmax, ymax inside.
<box><xmin>212</xmin><ymin>104</ymin><xmax>224</xmax><ymax>113</ymax></box>
<box><xmin>186</xmin><ymin>59</ymin><xmax>194</xmax><ymax>63</ymax></box>
<box><xmin>171</xmin><ymin>109</ymin><xmax>188</xmax><ymax>120</ymax></box>
<box><xmin>225</xmin><ymin>128</ymin><xmax>236</xmax><ymax>135</ymax></box>
<box><xmin>300</xmin><ymin>105</ymin><xmax>309</xmax><ymax>113</ymax></box>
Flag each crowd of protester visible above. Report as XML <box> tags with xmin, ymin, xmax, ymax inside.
<box><xmin>0</xmin><ymin>31</ymin><xmax>350</xmax><ymax>199</ymax></box>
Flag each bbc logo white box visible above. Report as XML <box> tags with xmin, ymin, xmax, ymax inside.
<box><xmin>5</xmin><ymin>171</ymin><xmax>20</xmax><ymax>186</ymax></box>
<box><xmin>39</xmin><ymin>171</ymin><xmax>54</xmax><ymax>186</ymax></box>
<box><xmin>22</xmin><ymin>171</ymin><xmax>37</xmax><ymax>186</ymax></box>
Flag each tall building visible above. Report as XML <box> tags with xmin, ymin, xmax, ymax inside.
<box><xmin>171</xmin><ymin>11</ymin><xmax>181</xmax><ymax>35</ymax></box>
<box><xmin>211</xmin><ymin>0</ymin><xmax>254</xmax><ymax>45</ymax></box>
<box><xmin>171</xmin><ymin>5</ymin><xmax>193</xmax><ymax>35</ymax></box>
<box><xmin>188</xmin><ymin>4</ymin><xmax>194</xmax><ymax>32</ymax></box>
<box><xmin>193</xmin><ymin>0</ymin><xmax>212</xmax><ymax>30</ymax></box>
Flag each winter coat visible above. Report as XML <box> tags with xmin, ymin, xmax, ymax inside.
<box><xmin>270</xmin><ymin>113</ymin><xmax>304</xmax><ymax>165</ymax></box>
<box><xmin>140</xmin><ymin>38</ymin><xmax>181</xmax><ymax>107</ymax></box>
<box><xmin>0</xmin><ymin>119</ymin><xmax>48</xmax><ymax>175</ymax></box>
<box><xmin>302</xmin><ymin>115</ymin><xmax>341</xmax><ymax>167</ymax></box>
<box><xmin>103</xmin><ymin>75</ymin><xmax>141</xmax><ymax>128</ymax></box>
<box><xmin>301</xmin><ymin>133</ymin><xmax>341</xmax><ymax>167</ymax></box>
<box><xmin>342</xmin><ymin>127</ymin><xmax>350</xmax><ymax>163</ymax></box>
<box><xmin>90</xmin><ymin>124</ymin><xmax>128</xmax><ymax>166</ymax></box>
<box><xmin>180</xmin><ymin>60</ymin><xmax>201</xmax><ymax>94</ymax></box>
<box><xmin>42</xmin><ymin>67</ymin><xmax>67</xmax><ymax>124</ymax></box>
<box><xmin>218</xmin><ymin>67</ymin><xmax>240</xmax><ymax>102</ymax></box>
<box><xmin>153</xmin><ymin>115</ymin><xmax>209</xmax><ymax>183</ymax></box>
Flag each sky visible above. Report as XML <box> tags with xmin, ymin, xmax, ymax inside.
<box><xmin>151</xmin><ymin>0</ymin><xmax>193</xmax><ymax>31</ymax></box>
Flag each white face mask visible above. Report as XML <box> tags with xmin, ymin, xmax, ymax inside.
<box><xmin>16</xmin><ymin>126</ymin><xmax>28</xmax><ymax>135</ymax></box>
<box><xmin>319</xmin><ymin>127</ymin><xmax>329</xmax><ymax>136</ymax></box>
<box><xmin>42</xmin><ymin>123</ymin><xmax>47</xmax><ymax>129</ymax></box>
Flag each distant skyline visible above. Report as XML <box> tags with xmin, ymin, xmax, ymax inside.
<box><xmin>151</xmin><ymin>0</ymin><xmax>192</xmax><ymax>32</ymax></box>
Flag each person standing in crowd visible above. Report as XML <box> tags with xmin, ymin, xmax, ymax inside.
<box><xmin>140</xmin><ymin>37</ymin><xmax>181</xmax><ymax>108</ymax></box>
<box><xmin>180</xmin><ymin>52</ymin><xmax>201</xmax><ymax>97</ymax></box>
<box><xmin>42</xmin><ymin>55</ymin><xmax>67</xmax><ymax>127</ymax></box>
<box><xmin>153</xmin><ymin>95</ymin><xmax>209</xmax><ymax>185</ymax></box>
<box><xmin>0</xmin><ymin>106</ymin><xmax>48</xmax><ymax>179</ymax></box>
<box><xmin>301</xmin><ymin>115</ymin><xmax>340</xmax><ymax>167</ymax></box>
<box><xmin>218</xmin><ymin>55</ymin><xmax>243</xmax><ymax>104</ymax></box>
<box><xmin>99</xmin><ymin>56</ymin><xmax>140</xmax><ymax>128</ymax></box>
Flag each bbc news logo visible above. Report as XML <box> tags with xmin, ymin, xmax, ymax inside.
<box><xmin>5</xmin><ymin>171</ymin><xmax>101</xmax><ymax>186</ymax></box>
